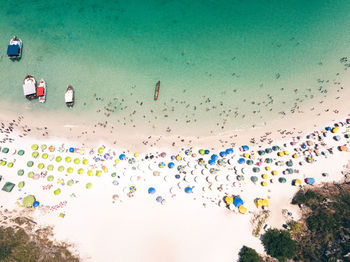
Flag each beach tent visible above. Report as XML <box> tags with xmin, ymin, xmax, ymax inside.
<box><xmin>305</xmin><ymin>178</ymin><xmax>315</xmax><ymax>185</ymax></box>
<box><xmin>233</xmin><ymin>197</ymin><xmax>243</xmax><ymax>207</ymax></box>
<box><xmin>2</xmin><ymin>182</ymin><xmax>15</xmax><ymax>192</ymax></box>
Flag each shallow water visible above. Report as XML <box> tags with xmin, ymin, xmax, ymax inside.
<box><xmin>0</xmin><ymin>0</ymin><xmax>349</xmax><ymax>135</ymax></box>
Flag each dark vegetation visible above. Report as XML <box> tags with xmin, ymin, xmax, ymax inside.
<box><xmin>238</xmin><ymin>245</ymin><xmax>262</xmax><ymax>262</ymax></box>
<box><xmin>0</xmin><ymin>216</ymin><xmax>80</xmax><ymax>262</ymax></box>
<box><xmin>291</xmin><ymin>183</ymin><xmax>350</xmax><ymax>261</ymax></box>
<box><xmin>262</xmin><ymin>229</ymin><xmax>296</xmax><ymax>262</ymax></box>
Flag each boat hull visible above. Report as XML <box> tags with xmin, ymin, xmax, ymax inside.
<box><xmin>37</xmin><ymin>80</ymin><xmax>46</xmax><ymax>103</ymax></box>
<box><xmin>8</xmin><ymin>36</ymin><xmax>22</xmax><ymax>61</ymax></box>
<box><xmin>65</xmin><ymin>85</ymin><xmax>74</xmax><ymax>108</ymax></box>
<box><xmin>154</xmin><ymin>81</ymin><xmax>160</xmax><ymax>100</ymax></box>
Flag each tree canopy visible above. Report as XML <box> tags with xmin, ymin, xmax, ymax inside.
<box><xmin>238</xmin><ymin>245</ymin><xmax>262</xmax><ymax>262</ymax></box>
<box><xmin>262</xmin><ymin>229</ymin><xmax>296</xmax><ymax>262</ymax></box>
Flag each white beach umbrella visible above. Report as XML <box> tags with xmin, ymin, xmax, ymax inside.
<box><xmin>215</xmin><ymin>175</ymin><xmax>224</xmax><ymax>182</ymax></box>
<box><xmin>206</xmin><ymin>176</ymin><xmax>215</xmax><ymax>183</ymax></box>
<box><xmin>184</xmin><ymin>175</ymin><xmax>194</xmax><ymax>183</ymax></box>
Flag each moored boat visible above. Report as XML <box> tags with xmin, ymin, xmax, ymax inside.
<box><xmin>7</xmin><ymin>36</ymin><xmax>22</xmax><ymax>60</ymax></box>
<box><xmin>154</xmin><ymin>81</ymin><xmax>160</xmax><ymax>100</ymax></box>
<box><xmin>22</xmin><ymin>75</ymin><xmax>36</xmax><ymax>100</ymax></box>
<box><xmin>65</xmin><ymin>85</ymin><xmax>74</xmax><ymax>108</ymax></box>
<box><xmin>37</xmin><ymin>79</ymin><xmax>47</xmax><ymax>103</ymax></box>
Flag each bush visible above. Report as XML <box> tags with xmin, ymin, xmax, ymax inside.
<box><xmin>262</xmin><ymin>229</ymin><xmax>296</xmax><ymax>262</ymax></box>
<box><xmin>238</xmin><ymin>246</ymin><xmax>262</xmax><ymax>262</ymax></box>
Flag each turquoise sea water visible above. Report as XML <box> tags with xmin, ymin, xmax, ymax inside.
<box><xmin>0</xmin><ymin>0</ymin><xmax>349</xmax><ymax>135</ymax></box>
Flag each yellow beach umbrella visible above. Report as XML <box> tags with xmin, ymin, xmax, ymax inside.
<box><xmin>1</xmin><ymin>161</ymin><xmax>6</xmax><ymax>166</ymax></box>
<box><xmin>65</xmin><ymin>156</ymin><xmax>71</xmax><ymax>163</ymax></box>
<box><xmin>331</xmin><ymin>127</ymin><xmax>338</xmax><ymax>133</ymax></box>
<box><xmin>86</xmin><ymin>183</ymin><xmax>92</xmax><ymax>189</ymax></box>
<box><xmin>115</xmin><ymin>159</ymin><xmax>120</xmax><ymax>164</ymax></box>
<box><xmin>83</xmin><ymin>159</ymin><xmax>89</xmax><ymax>165</ymax></box>
<box><xmin>103</xmin><ymin>166</ymin><xmax>108</xmax><ymax>173</ymax></box>
<box><xmin>98</xmin><ymin>147</ymin><xmax>104</xmax><ymax>154</ymax></box>
<box><xmin>225</xmin><ymin>196</ymin><xmax>233</xmax><ymax>205</ymax></box>
<box><xmin>42</xmin><ymin>153</ymin><xmax>48</xmax><ymax>159</ymax></box>
<box><xmin>31</xmin><ymin>144</ymin><xmax>38</xmax><ymax>150</ymax></box>
<box><xmin>262</xmin><ymin>174</ymin><xmax>268</xmax><ymax>179</ymax></box>
<box><xmin>7</xmin><ymin>162</ymin><xmax>13</xmax><ymax>168</ymax></box>
<box><xmin>47</xmin><ymin>164</ymin><xmax>54</xmax><ymax>171</ymax></box>
<box><xmin>243</xmin><ymin>153</ymin><xmax>249</xmax><ymax>158</ymax></box>
<box><xmin>176</xmin><ymin>155</ymin><xmax>182</xmax><ymax>161</ymax></box>
<box><xmin>284</xmin><ymin>150</ymin><xmax>289</xmax><ymax>155</ymax></box>
<box><xmin>67</xmin><ymin>167</ymin><xmax>73</xmax><ymax>173</ymax></box>
<box><xmin>278</xmin><ymin>152</ymin><xmax>284</xmax><ymax>157</ymax></box>
<box><xmin>272</xmin><ymin>170</ymin><xmax>278</xmax><ymax>176</ymax></box>
<box><xmin>292</xmin><ymin>153</ymin><xmax>298</xmax><ymax>159</ymax></box>
<box><xmin>134</xmin><ymin>152</ymin><xmax>139</xmax><ymax>157</ymax></box>
<box><xmin>78</xmin><ymin>168</ymin><xmax>84</xmax><ymax>175</ymax></box>
<box><xmin>96</xmin><ymin>170</ymin><xmax>102</xmax><ymax>177</ymax></box>
<box><xmin>54</xmin><ymin>188</ymin><xmax>61</xmax><ymax>195</ymax></box>
<box><xmin>55</xmin><ymin>156</ymin><xmax>62</xmax><ymax>162</ymax></box>
<box><xmin>239</xmin><ymin>205</ymin><xmax>247</xmax><ymax>214</ymax></box>
<box><xmin>294</xmin><ymin>179</ymin><xmax>302</xmax><ymax>186</ymax></box>
<box><xmin>38</xmin><ymin>163</ymin><xmax>44</xmax><ymax>169</ymax></box>
<box><xmin>265</xmin><ymin>166</ymin><xmax>270</xmax><ymax>171</ymax></box>
<box><xmin>87</xmin><ymin>170</ymin><xmax>93</xmax><ymax>176</ymax></box>
<box><xmin>261</xmin><ymin>181</ymin><xmax>268</xmax><ymax>187</ymax></box>
<box><xmin>32</xmin><ymin>152</ymin><xmax>39</xmax><ymax>158</ymax></box>
<box><xmin>28</xmin><ymin>171</ymin><xmax>34</xmax><ymax>178</ymax></box>
<box><xmin>58</xmin><ymin>166</ymin><xmax>65</xmax><ymax>172</ymax></box>
<box><xmin>74</xmin><ymin>158</ymin><xmax>80</xmax><ymax>164</ymax></box>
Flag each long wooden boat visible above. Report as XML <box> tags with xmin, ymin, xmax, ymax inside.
<box><xmin>154</xmin><ymin>81</ymin><xmax>160</xmax><ymax>101</ymax></box>
<box><xmin>65</xmin><ymin>85</ymin><xmax>74</xmax><ymax>108</ymax></box>
<box><xmin>37</xmin><ymin>79</ymin><xmax>47</xmax><ymax>103</ymax></box>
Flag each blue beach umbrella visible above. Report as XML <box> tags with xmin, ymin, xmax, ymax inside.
<box><xmin>211</xmin><ymin>154</ymin><xmax>218</xmax><ymax>161</ymax></box>
<box><xmin>233</xmin><ymin>197</ymin><xmax>243</xmax><ymax>207</ymax></box>
<box><xmin>220</xmin><ymin>151</ymin><xmax>227</xmax><ymax>158</ymax></box>
<box><xmin>33</xmin><ymin>201</ymin><xmax>40</xmax><ymax>208</ymax></box>
<box><xmin>119</xmin><ymin>154</ymin><xmax>126</xmax><ymax>160</ymax></box>
<box><xmin>177</xmin><ymin>165</ymin><xmax>185</xmax><ymax>172</ymax></box>
<box><xmin>158</xmin><ymin>162</ymin><xmax>166</xmax><ymax>168</ymax></box>
<box><xmin>185</xmin><ymin>149</ymin><xmax>192</xmax><ymax>155</ymax></box>
<box><xmin>238</xmin><ymin>158</ymin><xmax>245</xmax><ymax>164</ymax></box>
<box><xmin>175</xmin><ymin>174</ymin><xmax>181</xmax><ymax>179</ymax></box>
<box><xmin>241</xmin><ymin>145</ymin><xmax>249</xmax><ymax>151</ymax></box>
<box><xmin>104</xmin><ymin>153</ymin><xmax>110</xmax><ymax>159</ymax></box>
<box><xmin>148</xmin><ymin>187</ymin><xmax>156</xmax><ymax>194</ymax></box>
<box><xmin>208</xmin><ymin>159</ymin><xmax>216</xmax><ymax>165</ymax></box>
<box><xmin>156</xmin><ymin>196</ymin><xmax>163</xmax><ymax>202</ymax></box>
<box><xmin>168</xmin><ymin>162</ymin><xmax>175</xmax><ymax>169</ymax></box>
<box><xmin>128</xmin><ymin>158</ymin><xmax>135</xmax><ymax>164</ymax></box>
<box><xmin>69</xmin><ymin>147</ymin><xmax>75</xmax><ymax>153</ymax></box>
<box><xmin>226</xmin><ymin>148</ymin><xmax>234</xmax><ymax>154</ymax></box>
<box><xmin>185</xmin><ymin>187</ymin><xmax>193</xmax><ymax>194</ymax></box>
<box><xmin>204</xmin><ymin>150</ymin><xmax>210</xmax><ymax>154</ymax></box>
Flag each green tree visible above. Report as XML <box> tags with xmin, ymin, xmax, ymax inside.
<box><xmin>238</xmin><ymin>245</ymin><xmax>262</xmax><ymax>262</ymax></box>
<box><xmin>262</xmin><ymin>229</ymin><xmax>296</xmax><ymax>262</ymax></box>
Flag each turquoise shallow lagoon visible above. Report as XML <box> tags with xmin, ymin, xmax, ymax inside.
<box><xmin>0</xmin><ymin>0</ymin><xmax>349</xmax><ymax>135</ymax></box>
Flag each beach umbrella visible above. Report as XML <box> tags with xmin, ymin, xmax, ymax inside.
<box><xmin>96</xmin><ymin>170</ymin><xmax>102</xmax><ymax>177</ymax></box>
<box><xmin>31</xmin><ymin>144</ymin><xmax>38</xmax><ymax>150</ymax></box>
<box><xmin>345</xmin><ymin>134</ymin><xmax>350</xmax><ymax>139</ymax></box>
<box><xmin>253</xmin><ymin>167</ymin><xmax>260</xmax><ymax>173</ymax></box>
<box><xmin>185</xmin><ymin>187</ymin><xmax>193</xmax><ymax>194</ymax></box>
<box><xmin>262</xmin><ymin>174</ymin><xmax>268</xmax><ymax>179</ymax></box>
<box><xmin>22</xmin><ymin>195</ymin><xmax>36</xmax><ymax>207</ymax></box>
<box><xmin>49</xmin><ymin>146</ymin><xmax>55</xmax><ymax>152</ymax></box>
<box><xmin>211</xmin><ymin>154</ymin><xmax>218</xmax><ymax>161</ymax></box>
<box><xmin>54</xmin><ymin>189</ymin><xmax>61</xmax><ymax>195</ymax></box>
<box><xmin>331</xmin><ymin>127</ymin><xmax>338</xmax><ymax>133</ymax></box>
<box><xmin>168</xmin><ymin>162</ymin><xmax>175</xmax><ymax>168</ymax></box>
<box><xmin>209</xmin><ymin>168</ymin><xmax>218</xmax><ymax>174</ymax></box>
<box><xmin>67</xmin><ymin>167</ymin><xmax>73</xmax><ymax>174</ymax></box>
<box><xmin>241</xmin><ymin>145</ymin><xmax>249</xmax><ymax>151</ymax></box>
<box><xmin>98</xmin><ymin>147</ymin><xmax>104</xmax><ymax>154</ymax></box>
<box><xmin>160</xmin><ymin>152</ymin><xmax>166</xmax><ymax>158</ymax></box>
<box><xmin>158</xmin><ymin>162</ymin><xmax>166</xmax><ymax>168</ymax></box>
<box><xmin>265</xmin><ymin>148</ymin><xmax>272</xmax><ymax>154</ymax></box>
<box><xmin>129</xmin><ymin>186</ymin><xmax>136</xmax><ymax>193</ymax></box>
<box><xmin>198</xmin><ymin>159</ymin><xmax>205</xmax><ymax>166</ymax></box>
<box><xmin>176</xmin><ymin>155</ymin><xmax>182</xmax><ymax>161</ymax></box>
<box><xmin>239</xmin><ymin>205</ymin><xmax>247</xmax><ymax>214</ymax></box>
<box><xmin>199</xmin><ymin>149</ymin><xmax>205</xmax><ymax>155</ymax></box>
<box><xmin>0</xmin><ymin>161</ymin><xmax>6</xmax><ymax>166</ymax></box>
<box><xmin>333</xmin><ymin>135</ymin><xmax>341</xmax><ymax>141</ymax></box>
<box><xmin>65</xmin><ymin>156</ymin><xmax>71</xmax><ymax>163</ymax></box>
<box><xmin>279</xmin><ymin>177</ymin><xmax>287</xmax><ymax>183</ymax></box>
<box><xmin>74</xmin><ymin>158</ymin><xmax>80</xmax><ymax>164</ymax></box>
<box><xmin>27</xmin><ymin>161</ymin><xmax>34</xmax><ymax>167</ymax></box>
<box><xmin>86</xmin><ymin>183</ymin><xmax>92</xmax><ymax>189</ymax></box>
<box><xmin>208</xmin><ymin>159</ymin><xmax>216</xmax><ymax>165</ymax></box>
<box><xmin>258</xmin><ymin>150</ymin><xmax>265</xmax><ymax>156</ymax></box>
<box><xmin>111</xmin><ymin>172</ymin><xmax>117</xmax><ymax>178</ymax></box>
<box><xmin>243</xmin><ymin>153</ymin><xmax>249</xmax><ymax>158</ymax></box>
<box><xmin>156</xmin><ymin>196</ymin><xmax>163</xmax><ymax>203</ymax></box>
<box><xmin>246</xmin><ymin>160</ymin><xmax>253</xmax><ymax>165</ymax></box>
<box><xmin>103</xmin><ymin>153</ymin><xmax>110</xmax><ymax>160</ymax></box>
<box><xmin>83</xmin><ymin>159</ymin><xmax>89</xmax><ymax>165</ymax></box>
<box><xmin>250</xmin><ymin>176</ymin><xmax>258</xmax><ymax>182</ymax></box>
<box><xmin>18</xmin><ymin>181</ymin><xmax>25</xmax><ymax>188</ymax></box>
<box><xmin>67</xmin><ymin>179</ymin><xmax>74</xmax><ymax>186</ymax></box>
<box><xmin>272</xmin><ymin>146</ymin><xmax>280</xmax><ymax>151</ymax></box>
<box><xmin>286</xmin><ymin>160</ymin><xmax>293</xmax><ymax>167</ymax></box>
<box><xmin>177</xmin><ymin>165</ymin><xmax>185</xmax><ymax>172</ymax></box>
<box><xmin>305</xmin><ymin>178</ymin><xmax>315</xmax><ymax>185</ymax></box>
<box><xmin>261</xmin><ymin>181</ymin><xmax>268</xmax><ymax>187</ymax></box>
<box><xmin>69</xmin><ymin>147</ymin><xmax>75</xmax><ymax>153</ymax></box>
<box><xmin>220</xmin><ymin>151</ymin><xmax>227</xmax><ymax>157</ymax></box>
<box><xmin>7</xmin><ymin>162</ymin><xmax>13</xmax><ymax>168</ymax></box>
<box><xmin>265</xmin><ymin>166</ymin><xmax>271</xmax><ymax>171</ymax></box>
<box><xmin>112</xmin><ymin>180</ymin><xmax>119</xmax><ymax>186</ymax></box>
<box><xmin>237</xmin><ymin>175</ymin><xmax>244</xmax><ymax>181</ymax></box>
<box><xmin>306</xmin><ymin>156</ymin><xmax>313</xmax><ymax>163</ymax></box>
<box><xmin>55</xmin><ymin>156</ymin><xmax>62</xmax><ymax>162</ymax></box>
<box><xmin>284</xmin><ymin>150</ymin><xmax>289</xmax><ymax>155</ymax></box>
<box><xmin>17</xmin><ymin>169</ymin><xmax>24</xmax><ymax>176</ymax></box>
<box><xmin>58</xmin><ymin>166</ymin><xmax>65</xmax><ymax>172</ymax></box>
<box><xmin>134</xmin><ymin>152</ymin><xmax>140</xmax><ymax>158</ymax></box>
<box><xmin>47</xmin><ymin>175</ymin><xmax>54</xmax><ymax>182</ymax></box>
<box><xmin>41</xmin><ymin>144</ymin><xmax>47</xmax><ymax>151</ymax></box>
<box><xmin>225</xmin><ymin>196</ymin><xmax>234</xmax><ymax>205</ymax></box>
<box><xmin>33</xmin><ymin>201</ymin><xmax>39</xmax><ymax>208</ymax></box>
<box><xmin>119</xmin><ymin>154</ymin><xmax>126</xmax><ymax>160</ymax></box>
<box><xmin>28</xmin><ymin>172</ymin><xmax>34</xmax><ymax>178</ymax></box>
<box><xmin>217</xmin><ymin>159</ymin><xmax>224</xmax><ymax>166</ymax></box>
<box><xmin>265</xmin><ymin>159</ymin><xmax>273</xmax><ymax>165</ymax></box>
<box><xmin>32</xmin><ymin>152</ymin><xmax>39</xmax><ymax>158</ymax></box>
<box><xmin>175</xmin><ymin>174</ymin><xmax>181</xmax><ymax>179</ymax></box>
<box><xmin>226</xmin><ymin>148</ymin><xmax>234</xmax><ymax>154</ymax></box>
<box><xmin>148</xmin><ymin>187</ymin><xmax>156</xmax><ymax>194</ymax></box>
<box><xmin>128</xmin><ymin>158</ymin><xmax>135</xmax><ymax>164</ymax></box>
<box><xmin>185</xmin><ymin>149</ymin><xmax>192</xmax><ymax>155</ymax></box>
<box><xmin>204</xmin><ymin>150</ymin><xmax>210</xmax><ymax>154</ymax></box>
<box><xmin>38</xmin><ymin>163</ymin><xmax>44</xmax><ymax>169</ymax></box>
<box><xmin>77</xmin><ymin>168</ymin><xmax>84</xmax><ymax>175</ymax></box>
<box><xmin>233</xmin><ymin>197</ymin><xmax>243</xmax><ymax>207</ymax></box>
<box><xmin>18</xmin><ymin>150</ymin><xmax>25</xmax><ymax>156</ymax></box>
<box><xmin>278</xmin><ymin>152</ymin><xmax>284</xmax><ymax>157</ymax></box>
<box><xmin>42</xmin><ymin>153</ymin><xmax>48</xmax><ymax>159</ymax></box>
<box><xmin>271</xmin><ymin>170</ymin><xmax>278</xmax><ymax>176</ymax></box>
<box><xmin>339</xmin><ymin>145</ymin><xmax>348</xmax><ymax>151</ymax></box>
<box><xmin>292</xmin><ymin>153</ymin><xmax>298</xmax><ymax>158</ymax></box>
<box><xmin>47</xmin><ymin>164</ymin><xmax>54</xmax><ymax>171</ymax></box>
<box><xmin>293</xmin><ymin>179</ymin><xmax>302</xmax><ymax>186</ymax></box>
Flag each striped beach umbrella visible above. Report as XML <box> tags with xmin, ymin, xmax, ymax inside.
<box><xmin>129</xmin><ymin>186</ymin><xmax>136</xmax><ymax>193</ymax></box>
<box><xmin>198</xmin><ymin>159</ymin><xmax>205</xmax><ymax>166</ymax></box>
<box><xmin>177</xmin><ymin>165</ymin><xmax>185</xmax><ymax>172</ymax></box>
<box><xmin>158</xmin><ymin>162</ymin><xmax>166</xmax><ymax>168</ymax></box>
<box><xmin>209</xmin><ymin>168</ymin><xmax>218</xmax><ymax>174</ymax></box>
<box><xmin>185</xmin><ymin>149</ymin><xmax>192</xmax><ymax>155</ymax></box>
<box><xmin>128</xmin><ymin>158</ymin><xmax>135</xmax><ymax>164</ymax></box>
<box><xmin>217</xmin><ymin>159</ymin><xmax>224</xmax><ymax>166</ymax></box>
<box><xmin>49</xmin><ymin>146</ymin><xmax>55</xmax><ymax>152</ymax></box>
<box><xmin>237</xmin><ymin>175</ymin><xmax>245</xmax><ymax>181</ymax></box>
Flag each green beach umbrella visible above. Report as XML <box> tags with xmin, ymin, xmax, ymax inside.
<box><xmin>18</xmin><ymin>150</ymin><xmax>25</xmax><ymax>156</ymax></box>
<box><xmin>265</xmin><ymin>158</ymin><xmax>273</xmax><ymax>164</ymax></box>
<box><xmin>96</xmin><ymin>170</ymin><xmax>102</xmax><ymax>177</ymax></box>
<box><xmin>47</xmin><ymin>164</ymin><xmax>54</xmax><ymax>171</ymax></box>
<box><xmin>17</xmin><ymin>169</ymin><xmax>24</xmax><ymax>176</ymax></box>
<box><xmin>246</xmin><ymin>160</ymin><xmax>254</xmax><ymax>165</ymax></box>
<box><xmin>86</xmin><ymin>183</ymin><xmax>92</xmax><ymax>189</ymax></box>
<box><xmin>250</xmin><ymin>176</ymin><xmax>258</xmax><ymax>182</ymax></box>
<box><xmin>279</xmin><ymin>177</ymin><xmax>287</xmax><ymax>183</ymax></box>
<box><xmin>54</xmin><ymin>188</ymin><xmax>61</xmax><ymax>195</ymax></box>
<box><xmin>31</xmin><ymin>144</ymin><xmax>38</xmax><ymax>150</ymax></box>
<box><xmin>22</xmin><ymin>195</ymin><xmax>35</xmax><ymax>207</ymax></box>
<box><xmin>27</xmin><ymin>161</ymin><xmax>34</xmax><ymax>167</ymax></box>
<box><xmin>38</xmin><ymin>163</ymin><xmax>44</xmax><ymax>169</ymax></box>
<box><xmin>286</xmin><ymin>160</ymin><xmax>293</xmax><ymax>167</ymax></box>
<box><xmin>65</xmin><ymin>156</ymin><xmax>71</xmax><ymax>163</ymax></box>
<box><xmin>41</xmin><ymin>144</ymin><xmax>47</xmax><ymax>151</ymax></box>
<box><xmin>111</xmin><ymin>172</ymin><xmax>116</xmax><ymax>177</ymax></box>
<box><xmin>67</xmin><ymin>167</ymin><xmax>73</xmax><ymax>173</ymax></box>
<box><xmin>7</xmin><ymin>162</ymin><xmax>13</xmax><ymax>168</ymax></box>
<box><xmin>199</xmin><ymin>149</ymin><xmax>205</xmax><ymax>155</ymax></box>
<box><xmin>58</xmin><ymin>166</ymin><xmax>65</xmax><ymax>172</ymax></box>
<box><xmin>77</xmin><ymin>168</ymin><xmax>84</xmax><ymax>175</ymax></box>
<box><xmin>18</xmin><ymin>181</ymin><xmax>25</xmax><ymax>188</ymax></box>
<box><xmin>74</xmin><ymin>158</ymin><xmax>80</xmax><ymax>164</ymax></box>
<box><xmin>32</xmin><ymin>151</ymin><xmax>39</xmax><ymax>158</ymax></box>
<box><xmin>28</xmin><ymin>171</ymin><xmax>34</xmax><ymax>178</ymax></box>
<box><xmin>98</xmin><ymin>147</ymin><xmax>104</xmax><ymax>154</ymax></box>
<box><xmin>272</xmin><ymin>146</ymin><xmax>280</xmax><ymax>151</ymax></box>
<box><xmin>265</xmin><ymin>148</ymin><xmax>272</xmax><ymax>154</ymax></box>
<box><xmin>258</xmin><ymin>150</ymin><xmax>265</xmax><ymax>156</ymax></box>
<box><xmin>1</xmin><ymin>161</ymin><xmax>6</xmax><ymax>166</ymax></box>
<box><xmin>47</xmin><ymin>175</ymin><xmax>54</xmax><ymax>182</ymax></box>
<box><xmin>87</xmin><ymin>170</ymin><xmax>93</xmax><ymax>176</ymax></box>
<box><xmin>83</xmin><ymin>159</ymin><xmax>89</xmax><ymax>165</ymax></box>
<box><xmin>67</xmin><ymin>179</ymin><xmax>74</xmax><ymax>186</ymax></box>
<box><xmin>42</xmin><ymin>153</ymin><xmax>48</xmax><ymax>159</ymax></box>
<box><xmin>55</xmin><ymin>156</ymin><xmax>62</xmax><ymax>162</ymax></box>
<box><xmin>2</xmin><ymin>148</ymin><xmax>9</xmax><ymax>153</ymax></box>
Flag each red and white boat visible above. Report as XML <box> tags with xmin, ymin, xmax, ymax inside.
<box><xmin>37</xmin><ymin>79</ymin><xmax>47</xmax><ymax>103</ymax></box>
